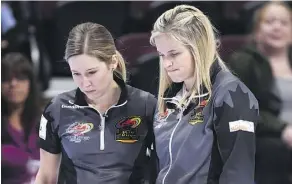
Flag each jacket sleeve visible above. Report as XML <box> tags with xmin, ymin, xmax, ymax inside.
<box><xmin>213</xmin><ymin>83</ymin><xmax>259</xmax><ymax>184</ymax></box>
<box><xmin>129</xmin><ymin>93</ymin><xmax>158</xmax><ymax>184</ymax></box>
<box><xmin>228</xmin><ymin>52</ymin><xmax>287</xmax><ymax>137</ymax></box>
<box><xmin>38</xmin><ymin>98</ymin><xmax>61</xmax><ymax>154</ymax></box>
<box><xmin>146</xmin><ymin>94</ymin><xmax>158</xmax><ymax>184</ymax></box>
<box><xmin>145</xmin><ymin>93</ymin><xmax>157</xmax><ymax>148</ymax></box>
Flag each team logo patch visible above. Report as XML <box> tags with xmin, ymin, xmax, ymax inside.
<box><xmin>64</xmin><ymin>122</ymin><xmax>94</xmax><ymax>143</ymax></box>
<box><xmin>189</xmin><ymin>98</ymin><xmax>209</xmax><ymax>125</ymax></box>
<box><xmin>115</xmin><ymin>116</ymin><xmax>141</xmax><ymax>143</ymax></box>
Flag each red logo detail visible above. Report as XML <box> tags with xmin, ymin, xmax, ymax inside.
<box><xmin>67</xmin><ymin>123</ymin><xmax>93</xmax><ymax>136</ymax></box>
<box><xmin>199</xmin><ymin>100</ymin><xmax>208</xmax><ymax>107</ymax></box>
<box><xmin>116</xmin><ymin>117</ymin><xmax>141</xmax><ymax>129</ymax></box>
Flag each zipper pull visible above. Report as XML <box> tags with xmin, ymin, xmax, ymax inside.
<box><xmin>103</xmin><ymin>113</ymin><xmax>108</xmax><ymax>118</ymax></box>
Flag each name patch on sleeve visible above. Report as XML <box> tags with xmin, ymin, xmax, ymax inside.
<box><xmin>229</xmin><ymin>120</ymin><xmax>255</xmax><ymax>133</ymax></box>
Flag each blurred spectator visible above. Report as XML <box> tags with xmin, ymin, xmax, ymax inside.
<box><xmin>1</xmin><ymin>53</ymin><xmax>43</xmax><ymax>184</ymax></box>
<box><xmin>227</xmin><ymin>2</ymin><xmax>292</xmax><ymax>184</ymax></box>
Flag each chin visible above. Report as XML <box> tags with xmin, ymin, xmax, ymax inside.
<box><xmin>86</xmin><ymin>93</ymin><xmax>98</xmax><ymax>99</ymax></box>
<box><xmin>267</xmin><ymin>41</ymin><xmax>288</xmax><ymax>49</ymax></box>
<box><xmin>169</xmin><ymin>76</ymin><xmax>184</xmax><ymax>83</ymax></box>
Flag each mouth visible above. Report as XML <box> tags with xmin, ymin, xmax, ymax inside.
<box><xmin>85</xmin><ymin>90</ymin><xmax>96</xmax><ymax>94</ymax></box>
<box><xmin>269</xmin><ymin>34</ymin><xmax>283</xmax><ymax>40</ymax></box>
<box><xmin>167</xmin><ymin>69</ymin><xmax>179</xmax><ymax>73</ymax></box>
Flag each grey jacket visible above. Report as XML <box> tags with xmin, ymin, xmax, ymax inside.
<box><xmin>38</xmin><ymin>75</ymin><xmax>157</xmax><ymax>184</ymax></box>
<box><xmin>154</xmin><ymin>62</ymin><xmax>259</xmax><ymax>184</ymax></box>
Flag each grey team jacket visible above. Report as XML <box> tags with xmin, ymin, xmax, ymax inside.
<box><xmin>154</xmin><ymin>61</ymin><xmax>259</xmax><ymax>184</ymax></box>
<box><xmin>38</xmin><ymin>75</ymin><xmax>157</xmax><ymax>184</ymax></box>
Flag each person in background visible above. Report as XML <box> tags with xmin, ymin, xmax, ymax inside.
<box><xmin>151</xmin><ymin>4</ymin><xmax>259</xmax><ymax>184</ymax></box>
<box><xmin>228</xmin><ymin>2</ymin><xmax>292</xmax><ymax>184</ymax></box>
<box><xmin>1</xmin><ymin>52</ymin><xmax>43</xmax><ymax>184</ymax></box>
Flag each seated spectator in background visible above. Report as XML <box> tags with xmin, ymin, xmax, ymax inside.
<box><xmin>1</xmin><ymin>52</ymin><xmax>43</xmax><ymax>184</ymax></box>
<box><xmin>227</xmin><ymin>2</ymin><xmax>292</xmax><ymax>184</ymax></box>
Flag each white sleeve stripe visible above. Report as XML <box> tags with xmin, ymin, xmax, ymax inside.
<box><xmin>39</xmin><ymin>115</ymin><xmax>48</xmax><ymax>140</ymax></box>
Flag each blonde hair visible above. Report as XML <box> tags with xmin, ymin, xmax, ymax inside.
<box><xmin>252</xmin><ymin>1</ymin><xmax>292</xmax><ymax>33</ymax></box>
<box><xmin>65</xmin><ymin>22</ymin><xmax>126</xmax><ymax>81</ymax></box>
<box><xmin>150</xmin><ymin>4</ymin><xmax>227</xmax><ymax>113</ymax></box>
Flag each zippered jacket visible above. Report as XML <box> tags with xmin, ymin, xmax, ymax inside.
<box><xmin>154</xmin><ymin>61</ymin><xmax>259</xmax><ymax>184</ymax></box>
<box><xmin>38</xmin><ymin>75</ymin><xmax>157</xmax><ymax>184</ymax></box>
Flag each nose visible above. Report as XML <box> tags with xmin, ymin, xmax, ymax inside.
<box><xmin>82</xmin><ymin>77</ymin><xmax>92</xmax><ymax>88</ymax></box>
<box><xmin>273</xmin><ymin>20</ymin><xmax>283</xmax><ymax>31</ymax></box>
<box><xmin>162</xmin><ymin>57</ymin><xmax>173</xmax><ymax>69</ymax></box>
<box><xmin>9</xmin><ymin>78</ymin><xmax>18</xmax><ymax>87</ymax></box>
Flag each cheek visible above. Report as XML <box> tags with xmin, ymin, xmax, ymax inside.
<box><xmin>72</xmin><ymin>76</ymin><xmax>83</xmax><ymax>87</ymax></box>
<box><xmin>257</xmin><ymin>25</ymin><xmax>271</xmax><ymax>38</ymax></box>
<box><xmin>284</xmin><ymin>27</ymin><xmax>292</xmax><ymax>39</ymax></box>
<box><xmin>178</xmin><ymin>54</ymin><xmax>194</xmax><ymax>75</ymax></box>
<box><xmin>23</xmin><ymin>82</ymin><xmax>30</xmax><ymax>94</ymax></box>
<box><xmin>18</xmin><ymin>82</ymin><xmax>30</xmax><ymax>100</ymax></box>
<box><xmin>91</xmin><ymin>70</ymin><xmax>112</xmax><ymax>85</ymax></box>
<box><xmin>1</xmin><ymin>84</ymin><xmax>10</xmax><ymax>95</ymax></box>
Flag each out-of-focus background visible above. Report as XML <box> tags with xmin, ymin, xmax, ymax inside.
<box><xmin>1</xmin><ymin>1</ymin><xmax>292</xmax><ymax>184</ymax></box>
<box><xmin>2</xmin><ymin>1</ymin><xmax>273</xmax><ymax>98</ymax></box>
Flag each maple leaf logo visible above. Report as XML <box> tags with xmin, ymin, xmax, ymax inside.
<box><xmin>214</xmin><ymin>84</ymin><xmax>258</xmax><ymax>127</ymax></box>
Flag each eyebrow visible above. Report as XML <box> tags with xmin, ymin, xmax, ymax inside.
<box><xmin>167</xmin><ymin>50</ymin><xmax>178</xmax><ymax>53</ymax></box>
<box><xmin>71</xmin><ymin>67</ymin><xmax>99</xmax><ymax>73</ymax></box>
<box><xmin>158</xmin><ymin>50</ymin><xmax>179</xmax><ymax>54</ymax></box>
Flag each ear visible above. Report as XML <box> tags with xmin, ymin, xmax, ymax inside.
<box><xmin>110</xmin><ymin>54</ymin><xmax>118</xmax><ymax>70</ymax></box>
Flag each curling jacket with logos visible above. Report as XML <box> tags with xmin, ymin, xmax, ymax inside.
<box><xmin>154</xmin><ymin>61</ymin><xmax>259</xmax><ymax>184</ymax></box>
<box><xmin>38</xmin><ymin>75</ymin><xmax>157</xmax><ymax>184</ymax></box>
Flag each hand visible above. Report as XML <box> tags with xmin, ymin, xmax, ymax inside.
<box><xmin>282</xmin><ymin>125</ymin><xmax>292</xmax><ymax>149</ymax></box>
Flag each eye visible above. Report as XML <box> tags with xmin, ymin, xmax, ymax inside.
<box><xmin>72</xmin><ymin>73</ymin><xmax>80</xmax><ymax>76</ymax></box>
<box><xmin>88</xmin><ymin>71</ymin><xmax>97</xmax><ymax>75</ymax></box>
<box><xmin>169</xmin><ymin>53</ymin><xmax>179</xmax><ymax>57</ymax></box>
<box><xmin>281</xmin><ymin>20</ymin><xmax>289</xmax><ymax>26</ymax></box>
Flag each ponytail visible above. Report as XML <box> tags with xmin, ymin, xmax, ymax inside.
<box><xmin>114</xmin><ymin>50</ymin><xmax>127</xmax><ymax>81</ymax></box>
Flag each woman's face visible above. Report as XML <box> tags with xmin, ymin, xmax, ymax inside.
<box><xmin>2</xmin><ymin>74</ymin><xmax>30</xmax><ymax>106</ymax></box>
<box><xmin>154</xmin><ymin>33</ymin><xmax>195</xmax><ymax>83</ymax></box>
<box><xmin>256</xmin><ymin>4</ymin><xmax>292</xmax><ymax>50</ymax></box>
<box><xmin>68</xmin><ymin>54</ymin><xmax>116</xmax><ymax>100</ymax></box>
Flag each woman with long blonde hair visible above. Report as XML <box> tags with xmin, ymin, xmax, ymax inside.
<box><xmin>151</xmin><ymin>5</ymin><xmax>259</xmax><ymax>184</ymax></box>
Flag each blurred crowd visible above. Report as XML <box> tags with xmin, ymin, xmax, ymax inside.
<box><xmin>1</xmin><ymin>1</ymin><xmax>292</xmax><ymax>184</ymax></box>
